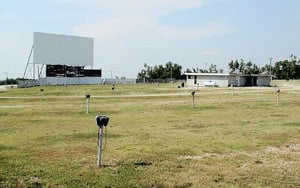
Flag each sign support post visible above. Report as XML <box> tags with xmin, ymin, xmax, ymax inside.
<box><xmin>86</xmin><ymin>94</ymin><xmax>91</xmax><ymax>113</ymax></box>
<box><xmin>95</xmin><ymin>115</ymin><xmax>109</xmax><ymax>167</ymax></box>
<box><xmin>191</xmin><ymin>91</ymin><xmax>195</xmax><ymax>109</ymax></box>
<box><xmin>97</xmin><ymin>125</ymin><xmax>104</xmax><ymax>167</ymax></box>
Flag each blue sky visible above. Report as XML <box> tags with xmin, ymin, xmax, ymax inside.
<box><xmin>0</xmin><ymin>0</ymin><xmax>299</xmax><ymax>79</ymax></box>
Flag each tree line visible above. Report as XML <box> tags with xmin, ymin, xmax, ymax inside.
<box><xmin>137</xmin><ymin>55</ymin><xmax>300</xmax><ymax>80</ymax></box>
<box><xmin>137</xmin><ymin>61</ymin><xmax>183</xmax><ymax>80</ymax></box>
<box><xmin>227</xmin><ymin>55</ymin><xmax>300</xmax><ymax>80</ymax></box>
<box><xmin>273</xmin><ymin>55</ymin><xmax>300</xmax><ymax>79</ymax></box>
<box><xmin>0</xmin><ymin>78</ymin><xmax>18</xmax><ymax>85</ymax></box>
<box><xmin>1</xmin><ymin>55</ymin><xmax>299</xmax><ymax>84</ymax></box>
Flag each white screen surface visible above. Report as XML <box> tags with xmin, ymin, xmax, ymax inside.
<box><xmin>33</xmin><ymin>32</ymin><xmax>93</xmax><ymax>66</ymax></box>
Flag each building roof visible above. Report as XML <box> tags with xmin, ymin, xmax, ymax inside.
<box><xmin>184</xmin><ymin>72</ymin><xmax>230</xmax><ymax>76</ymax></box>
<box><xmin>184</xmin><ymin>72</ymin><xmax>272</xmax><ymax>77</ymax></box>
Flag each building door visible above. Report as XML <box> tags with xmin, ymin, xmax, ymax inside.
<box><xmin>194</xmin><ymin>76</ymin><xmax>197</xmax><ymax>85</ymax></box>
<box><xmin>245</xmin><ymin>76</ymin><xmax>258</xmax><ymax>86</ymax></box>
<box><xmin>252</xmin><ymin>76</ymin><xmax>258</xmax><ymax>86</ymax></box>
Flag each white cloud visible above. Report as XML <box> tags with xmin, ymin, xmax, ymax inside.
<box><xmin>73</xmin><ymin>17</ymin><xmax>144</xmax><ymax>40</ymax></box>
<box><xmin>159</xmin><ymin>22</ymin><xmax>233</xmax><ymax>39</ymax></box>
<box><xmin>74</xmin><ymin>16</ymin><xmax>154</xmax><ymax>41</ymax></box>
<box><xmin>72</xmin><ymin>3</ymin><xmax>233</xmax><ymax>42</ymax></box>
<box><xmin>71</xmin><ymin>1</ymin><xmax>234</xmax><ymax>77</ymax></box>
<box><xmin>59</xmin><ymin>0</ymin><xmax>211</xmax><ymax>39</ymax></box>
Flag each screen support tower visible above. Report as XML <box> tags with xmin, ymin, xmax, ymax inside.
<box><xmin>23</xmin><ymin>45</ymin><xmax>44</xmax><ymax>80</ymax></box>
<box><xmin>23</xmin><ymin>45</ymin><xmax>35</xmax><ymax>79</ymax></box>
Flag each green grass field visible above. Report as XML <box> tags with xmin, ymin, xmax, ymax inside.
<box><xmin>0</xmin><ymin>80</ymin><xmax>299</xmax><ymax>187</ymax></box>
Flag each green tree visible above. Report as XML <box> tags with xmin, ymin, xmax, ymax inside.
<box><xmin>137</xmin><ymin>61</ymin><xmax>182</xmax><ymax>80</ymax></box>
<box><xmin>228</xmin><ymin>60</ymin><xmax>240</xmax><ymax>73</ymax></box>
<box><xmin>228</xmin><ymin>59</ymin><xmax>260</xmax><ymax>74</ymax></box>
<box><xmin>252</xmin><ymin>64</ymin><xmax>260</xmax><ymax>74</ymax></box>
<box><xmin>137</xmin><ymin>63</ymin><xmax>151</xmax><ymax>80</ymax></box>
<box><xmin>273</xmin><ymin>55</ymin><xmax>300</xmax><ymax>80</ymax></box>
<box><xmin>228</xmin><ymin>60</ymin><xmax>234</xmax><ymax>73</ymax></box>
<box><xmin>185</xmin><ymin>68</ymin><xmax>207</xmax><ymax>73</ymax></box>
<box><xmin>234</xmin><ymin>60</ymin><xmax>239</xmax><ymax>73</ymax></box>
<box><xmin>243</xmin><ymin>60</ymin><xmax>253</xmax><ymax>74</ymax></box>
<box><xmin>260</xmin><ymin>64</ymin><xmax>272</xmax><ymax>74</ymax></box>
<box><xmin>239</xmin><ymin>59</ymin><xmax>245</xmax><ymax>74</ymax></box>
<box><xmin>208</xmin><ymin>64</ymin><xmax>217</xmax><ymax>73</ymax></box>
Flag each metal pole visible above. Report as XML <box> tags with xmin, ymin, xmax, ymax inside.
<box><xmin>97</xmin><ymin>126</ymin><xmax>104</xmax><ymax>167</ymax></box>
<box><xmin>191</xmin><ymin>91</ymin><xmax>195</xmax><ymax>109</ymax></box>
<box><xmin>276</xmin><ymin>92</ymin><xmax>279</xmax><ymax>105</ymax></box>
<box><xmin>86</xmin><ymin>98</ymin><xmax>89</xmax><ymax>114</ymax></box>
<box><xmin>192</xmin><ymin>95</ymin><xmax>195</xmax><ymax>109</ymax></box>
<box><xmin>33</xmin><ymin>62</ymin><xmax>35</xmax><ymax>80</ymax></box>
<box><xmin>4</xmin><ymin>72</ymin><xmax>8</xmax><ymax>85</ymax></box>
<box><xmin>269</xmin><ymin>58</ymin><xmax>272</xmax><ymax>75</ymax></box>
<box><xmin>38</xmin><ymin>64</ymin><xmax>44</xmax><ymax>79</ymax></box>
<box><xmin>23</xmin><ymin>45</ymin><xmax>34</xmax><ymax>79</ymax></box>
<box><xmin>37</xmin><ymin>66</ymin><xmax>39</xmax><ymax>79</ymax></box>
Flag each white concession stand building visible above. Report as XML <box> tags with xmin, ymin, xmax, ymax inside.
<box><xmin>184</xmin><ymin>73</ymin><xmax>271</xmax><ymax>87</ymax></box>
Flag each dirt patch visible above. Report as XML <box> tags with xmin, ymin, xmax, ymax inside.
<box><xmin>260</xmin><ymin>132</ymin><xmax>291</xmax><ymax>140</ymax></box>
<box><xmin>36</xmin><ymin>146</ymin><xmax>92</xmax><ymax>161</ymax></box>
<box><xmin>0</xmin><ymin>85</ymin><xmax>7</xmax><ymax>91</ymax></box>
<box><xmin>0</xmin><ymin>105</ymin><xmax>29</xmax><ymax>108</ymax></box>
<box><xmin>0</xmin><ymin>85</ymin><xmax>17</xmax><ymax>91</ymax></box>
<box><xmin>264</xmin><ymin>143</ymin><xmax>300</xmax><ymax>154</ymax></box>
<box><xmin>179</xmin><ymin>139</ymin><xmax>300</xmax><ymax>169</ymax></box>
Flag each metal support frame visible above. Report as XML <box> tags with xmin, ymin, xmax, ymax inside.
<box><xmin>95</xmin><ymin>115</ymin><xmax>109</xmax><ymax>167</ymax></box>
<box><xmin>97</xmin><ymin>125</ymin><xmax>104</xmax><ymax>167</ymax></box>
<box><xmin>86</xmin><ymin>94</ymin><xmax>91</xmax><ymax>114</ymax></box>
<box><xmin>38</xmin><ymin>64</ymin><xmax>45</xmax><ymax>79</ymax></box>
<box><xmin>23</xmin><ymin>45</ymin><xmax>34</xmax><ymax>79</ymax></box>
<box><xmin>86</xmin><ymin>98</ymin><xmax>90</xmax><ymax>114</ymax></box>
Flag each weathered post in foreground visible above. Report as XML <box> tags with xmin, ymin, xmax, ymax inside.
<box><xmin>95</xmin><ymin>115</ymin><xmax>109</xmax><ymax>167</ymax></box>
<box><xmin>191</xmin><ymin>91</ymin><xmax>195</xmax><ymax>109</ymax></box>
<box><xmin>85</xmin><ymin>94</ymin><xmax>91</xmax><ymax>114</ymax></box>
<box><xmin>276</xmin><ymin>89</ymin><xmax>280</xmax><ymax>105</ymax></box>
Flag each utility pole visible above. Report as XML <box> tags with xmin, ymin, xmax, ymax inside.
<box><xmin>3</xmin><ymin>72</ymin><xmax>8</xmax><ymax>85</ymax></box>
<box><xmin>269</xmin><ymin>58</ymin><xmax>272</xmax><ymax>75</ymax></box>
<box><xmin>269</xmin><ymin>57</ymin><xmax>273</xmax><ymax>81</ymax></box>
<box><xmin>170</xmin><ymin>66</ymin><xmax>172</xmax><ymax>80</ymax></box>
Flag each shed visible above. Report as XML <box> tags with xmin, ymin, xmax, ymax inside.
<box><xmin>184</xmin><ymin>73</ymin><xmax>271</xmax><ymax>87</ymax></box>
